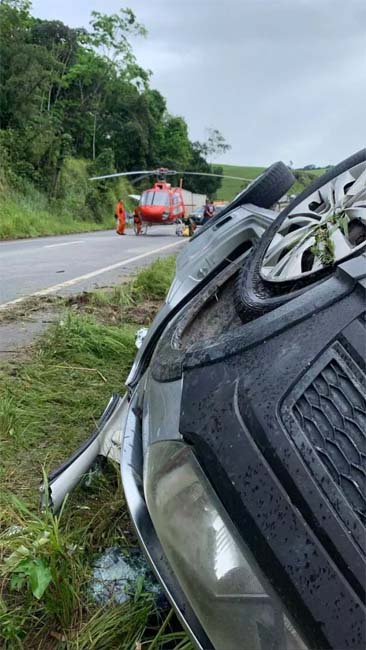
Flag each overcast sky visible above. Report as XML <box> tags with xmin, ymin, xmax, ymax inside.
<box><xmin>31</xmin><ymin>0</ymin><xmax>366</xmax><ymax>167</ymax></box>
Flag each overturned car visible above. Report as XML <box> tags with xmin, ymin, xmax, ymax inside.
<box><xmin>44</xmin><ymin>152</ymin><xmax>366</xmax><ymax>650</ymax></box>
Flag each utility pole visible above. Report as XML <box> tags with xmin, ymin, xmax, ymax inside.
<box><xmin>92</xmin><ymin>113</ymin><xmax>97</xmax><ymax>161</ymax></box>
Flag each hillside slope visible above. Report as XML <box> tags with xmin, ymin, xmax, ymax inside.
<box><xmin>0</xmin><ymin>160</ymin><xmax>136</xmax><ymax>240</ymax></box>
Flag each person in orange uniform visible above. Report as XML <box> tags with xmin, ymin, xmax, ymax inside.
<box><xmin>133</xmin><ymin>207</ymin><xmax>142</xmax><ymax>235</ymax></box>
<box><xmin>115</xmin><ymin>198</ymin><xmax>126</xmax><ymax>235</ymax></box>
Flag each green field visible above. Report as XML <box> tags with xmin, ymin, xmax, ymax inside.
<box><xmin>215</xmin><ymin>163</ymin><xmax>326</xmax><ymax>202</ymax></box>
<box><xmin>214</xmin><ymin>164</ymin><xmax>264</xmax><ymax>201</ymax></box>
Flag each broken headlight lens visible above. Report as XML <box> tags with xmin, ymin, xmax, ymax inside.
<box><xmin>144</xmin><ymin>441</ymin><xmax>309</xmax><ymax>650</ymax></box>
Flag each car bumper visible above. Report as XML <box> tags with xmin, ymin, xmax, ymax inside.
<box><xmin>43</xmin><ymin>390</ymin><xmax>210</xmax><ymax>649</ymax></box>
<box><xmin>121</xmin><ymin>390</ymin><xmax>211</xmax><ymax>649</ymax></box>
<box><xmin>42</xmin><ymin>394</ymin><xmax>127</xmax><ymax>512</ymax></box>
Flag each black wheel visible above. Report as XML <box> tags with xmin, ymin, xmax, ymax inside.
<box><xmin>192</xmin><ymin>161</ymin><xmax>295</xmax><ymax>240</ymax></box>
<box><xmin>234</xmin><ymin>148</ymin><xmax>366</xmax><ymax>323</ymax></box>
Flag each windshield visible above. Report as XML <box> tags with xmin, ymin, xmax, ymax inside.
<box><xmin>214</xmin><ymin>204</ymin><xmax>227</xmax><ymax>213</ymax></box>
<box><xmin>140</xmin><ymin>191</ymin><xmax>170</xmax><ymax>206</ymax></box>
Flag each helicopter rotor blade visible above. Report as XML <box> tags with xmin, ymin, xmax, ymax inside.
<box><xmin>173</xmin><ymin>170</ymin><xmax>253</xmax><ymax>182</ymax></box>
<box><xmin>89</xmin><ymin>168</ymin><xmax>253</xmax><ymax>183</ymax></box>
<box><xmin>130</xmin><ymin>173</ymin><xmax>152</xmax><ymax>185</ymax></box>
<box><xmin>89</xmin><ymin>170</ymin><xmax>158</xmax><ymax>181</ymax></box>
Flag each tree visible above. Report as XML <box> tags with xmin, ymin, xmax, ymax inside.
<box><xmin>61</xmin><ymin>48</ymin><xmax>113</xmax><ymax>158</ymax></box>
<box><xmin>200</xmin><ymin>128</ymin><xmax>231</xmax><ymax>159</ymax></box>
<box><xmin>30</xmin><ymin>19</ymin><xmax>80</xmax><ymax>111</ymax></box>
<box><xmin>158</xmin><ymin>115</ymin><xmax>191</xmax><ymax>168</ymax></box>
<box><xmin>86</xmin><ymin>148</ymin><xmax>117</xmax><ymax>222</ymax></box>
<box><xmin>0</xmin><ymin>0</ymin><xmax>31</xmax><ymax>30</ymax></box>
<box><xmin>87</xmin><ymin>8</ymin><xmax>147</xmax><ymax>81</ymax></box>
<box><xmin>143</xmin><ymin>89</ymin><xmax>167</xmax><ymax>166</ymax></box>
<box><xmin>0</xmin><ymin>1</ymin><xmax>230</xmax><ymax>218</ymax></box>
<box><xmin>182</xmin><ymin>141</ymin><xmax>223</xmax><ymax>195</ymax></box>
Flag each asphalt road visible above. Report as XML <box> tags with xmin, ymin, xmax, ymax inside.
<box><xmin>0</xmin><ymin>226</ymin><xmax>185</xmax><ymax>308</ymax></box>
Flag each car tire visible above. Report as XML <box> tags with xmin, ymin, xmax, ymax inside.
<box><xmin>234</xmin><ymin>148</ymin><xmax>366</xmax><ymax>323</ymax></box>
<box><xmin>192</xmin><ymin>161</ymin><xmax>295</xmax><ymax>239</ymax></box>
<box><xmin>225</xmin><ymin>161</ymin><xmax>295</xmax><ymax>211</ymax></box>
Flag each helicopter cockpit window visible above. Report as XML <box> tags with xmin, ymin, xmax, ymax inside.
<box><xmin>140</xmin><ymin>191</ymin><xmax>170</xmax><ymax>206</ymax></box>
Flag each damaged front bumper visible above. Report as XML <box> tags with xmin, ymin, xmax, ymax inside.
<box><xmin>41</xmin><ymin>393</ymin><xmax>127</xmax><ymax>512</ymax></box>
<box><xmin>121</xmin><ymin>390</ymin><xmax>211</xmax><ymax>650</ymax></box>
<box><xmin>43</xmin><ymin>390</ymin><xmax>210</xmax><ymax>649</ymax></box>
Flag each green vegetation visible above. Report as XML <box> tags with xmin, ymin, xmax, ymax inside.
<box><xmin>0</xmin><ymin>256</ymin><xmax>192</xmax><ymax>648</ymax></box>
<box><xmin>311</xmin><ymin>226</ymin><xmax>335</xmax><ymax>266</ymax></box>
<box><xmin>0</xmin><ymin>0</ymin><xmax>325</xmax><ymax>238</ymax></box>
<box><xmin>0</xmin><ymin>314</ymin><xmax>136</xmax><ymax>501</ymax></box>
<box><xmin>0</xmin><ymin>161</ymin><xmax>136</xmax><ymax>240</ymax></box>
<box><xmin>0</xmin><ymin>182</ymin><xmax>110</xmax><ymax>240</ymax></box>
<box><xmin>0</xmin><ymin>1</ymin><xmax>229</xmax><ymax>240</ymax></box>
<box><xmin>214</xmin><ymin>164</ymin><xmax>265</xmax><ymax>201</ymax></box>
<box><xmin>292</xmin><ymin>168</ymin><xmax>325</xmax><ymax>194</ymax></box>
<box><xmin>215</xmin><ymin>163</ymin><xmax>326</xmax><ymax>202</ymax></box>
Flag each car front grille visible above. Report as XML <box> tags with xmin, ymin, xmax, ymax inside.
<box><xmin>293</xmin><ymin>358</ymin><xmax>366</xmax><ymax>525</ymax></box>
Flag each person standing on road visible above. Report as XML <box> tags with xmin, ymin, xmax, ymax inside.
<box><xmin>202</xmin><ymin>198</ymin><xmax>215</xmax><ymax>224</ymax></box>
<box><xmin>115</xmin><ymin>198</ymin><xmax>126</xmax><ymax>235</ymax></box>
<box><xmin>133</xmin><ymin>207</ymin><xmax>143</xmax><ymax>235</ymax></box>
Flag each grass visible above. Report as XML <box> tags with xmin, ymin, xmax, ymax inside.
<box><xmin>0</xmin><ymin>201</ymin><xmax>114</xmax><ymax>240</ymax></box>
<box><xmin>0</xmin><ymin>256</ymin><xmax>193</xmax><ymax>648</ymax></box>
<box><xmin>0</xmin><ymin>182</ymin><xmax>113</xmax><ymax>240</ymax></box>
<box><xmin>0</xmin><ymin>160</ymin><xmax>135</xmax><ymax>240</ymax></box>
<box><xmin>214</xmin><ymin>164</ymin><xmax>265</xmax><ymax>201</ymax></box>
<box><xmin>214</xmin><ymin>163</ymin><xmax>326</xmax><ymax>201</ymax></box>
<box><xmin>0</xmin><ymin>314</ymin><xmax>136</xmax><ymax>501</ymax></box>
<box><xmin>68</xmin><ymin>256</ymin><xmax>177</xmax><ymax>328</ymax></box>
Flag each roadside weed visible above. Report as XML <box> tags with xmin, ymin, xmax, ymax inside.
<box><xmin>0</xmin><ymin>257</ymin><xmax>190</xmax><ymax>648</ymax></box>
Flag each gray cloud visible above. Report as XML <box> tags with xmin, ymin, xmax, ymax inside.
<box><xmin>32</xmin><ymin>0</ymin><xmax>366</xmax><ymax>166</ymax></box>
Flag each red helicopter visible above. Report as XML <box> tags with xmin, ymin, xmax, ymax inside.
<box><xmin>90</xmin><ymin>167</ymin><xmax>251</xmax><ymax>235</ymax></box>
<box><xmin>135</xmin><ymin>178</ymin><xmax>185</xmax><ymax>227</ymax></box>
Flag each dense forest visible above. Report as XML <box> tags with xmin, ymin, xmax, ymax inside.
<box><xmin>0</xmin><ymin>0</ymin><xmax>228</xmax><ymax>237</ymax></box>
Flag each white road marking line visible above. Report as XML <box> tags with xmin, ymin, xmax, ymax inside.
<box><xmin>0</xmin><ymin>240</ymin><xmax>185</xmax><ymax>310</ymax></box>
<box><xmin>44</xmin><ymin>240</ymin><xmax>85</xmax><ymax>249</ymax></box>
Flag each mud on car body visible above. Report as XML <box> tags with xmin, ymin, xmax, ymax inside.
<box><xmin>44</xmin><ymin>153</ymin><xmax>366</xmax><ymax>650</ymax></box>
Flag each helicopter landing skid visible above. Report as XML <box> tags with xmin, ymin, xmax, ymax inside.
<box><xmin>133</xmin><ymin>222</ymin><xmax>149</xmax><ymax>235</ymax></box>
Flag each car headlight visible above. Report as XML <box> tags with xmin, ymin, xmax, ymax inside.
<box><xmin>144</xmin><ymin>441</ymin><xmax>309</xmax><ymax>650</ymax></box>
<box><xmin>162</xmin><ymin>211</ymin><xmax>170</xmax><ymax>219</ymax></box>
